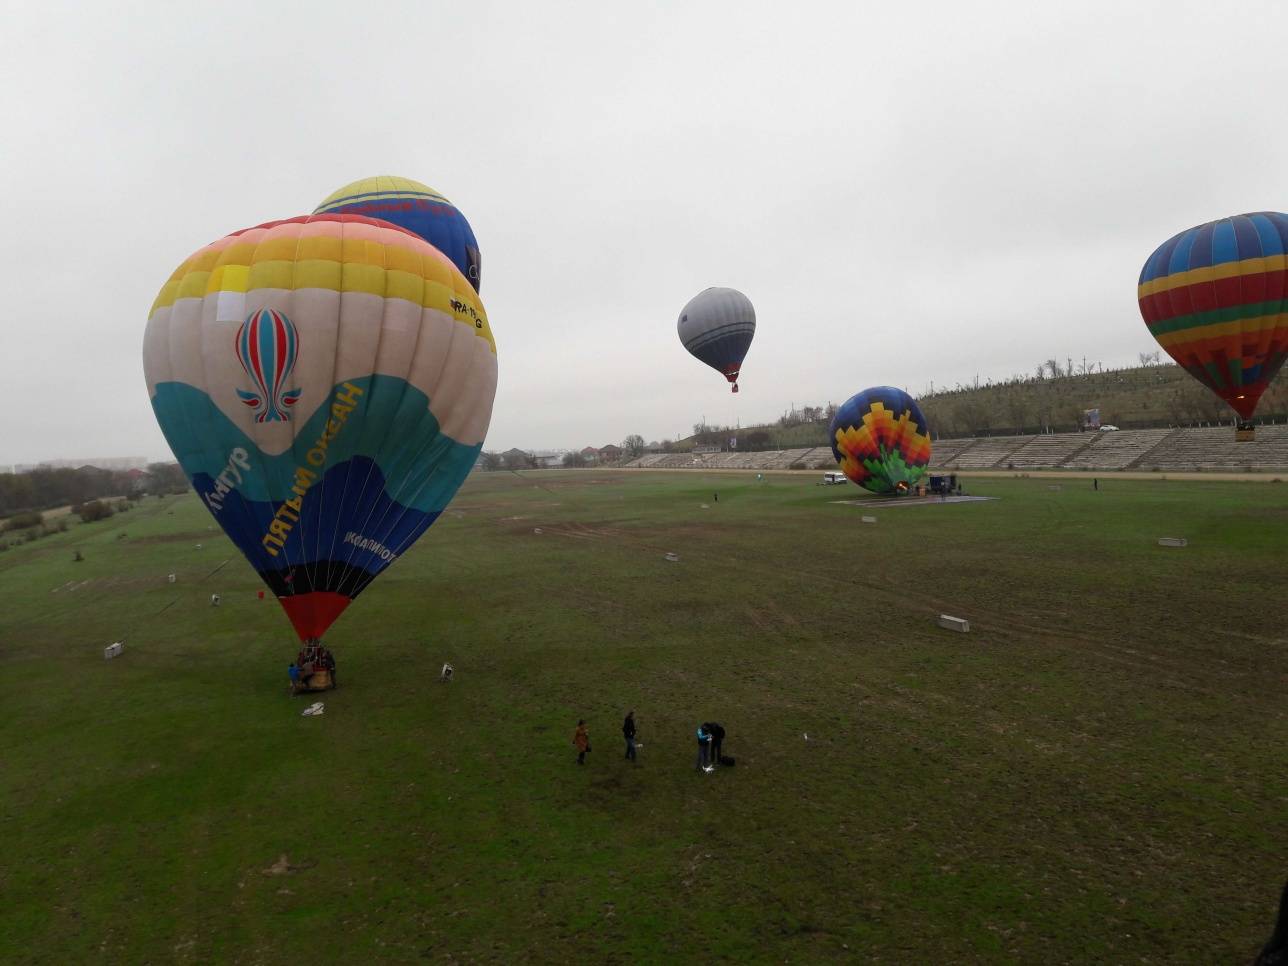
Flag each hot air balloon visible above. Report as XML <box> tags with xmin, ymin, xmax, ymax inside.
<box><xmin>143</xmin><ymin>213</ymin><xmax>498</xmax><ymax>643</ymax></box>
<box><xmin>829</xmin><ymin>387</ymin><xmax>931</xmax><ymax>495</ymax></box>
<box><xmin>315</xmin><ymin>176</ymin><xmax>482</xmax><ymax>292</ymax></box>
<box><xmin>677</xmin><ymin>287</ymin><xmax>755</xmax><ymax>392</ymax></box>
<box><xmin>1138</xmin><ymin>212</ymin><xmax>1288</xmax><ymax>434</ymax></box>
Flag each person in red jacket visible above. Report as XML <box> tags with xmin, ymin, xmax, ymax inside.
<box><xmin>572</xmin><ymin>720</ymin><xmax>590</xmax><ymax>765</ymax></box>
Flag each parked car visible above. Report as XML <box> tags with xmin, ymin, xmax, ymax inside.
<box><xmin>821</xmin><ymin>471</ymin><xmax>847</xmax><ymax>485</ymax></box>
<box><xmin>1099</xmin><ymin>424</ymin><xmax>1120</xmax><ymax>432</ymax></box>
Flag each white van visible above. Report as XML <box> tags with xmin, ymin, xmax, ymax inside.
<box><xmin>821</xmin><ymin>471</ymin><xmax>847</xmax><ymax>485</ymax></box>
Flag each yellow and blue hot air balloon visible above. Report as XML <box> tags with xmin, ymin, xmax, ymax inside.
<box><xmin>315</xmin><ymin>176</ymin><xmax>482</xmax><ymax>292</ymax></box>
<box><xmin>142</xmin><ymin>212</ymin><xmax>498</xmax><ymax>642</ymax></box>
<box><xmin>829</xmin><ymin>387</ymin><xmax>931</xmax><ymax>495</ymax></box>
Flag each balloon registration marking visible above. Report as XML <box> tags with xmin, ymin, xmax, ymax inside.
<box><xmin>235</xmin><ymin>309</ymin><xmax>302</xmax><ymax>422</ymax></box>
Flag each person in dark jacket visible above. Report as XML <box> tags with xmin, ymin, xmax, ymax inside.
<box><xmin>703</xmin><ymin>721</ymin><xmax>726</xmax><ymax>763</ymax></box>
<box><xmin>1256</xmin><ymin>878</ymin><xmax>1288</xmax><ymax>966</ymax></box>
<box><xmin>622</xmin><ymin>711</ymin><xmax>637</xmax><ymax>761</ymax></box>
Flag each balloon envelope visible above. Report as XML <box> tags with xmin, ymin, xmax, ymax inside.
<box><xmin>677</xmin><ymin>287</ymin><xmax>755</xmax><ymax>392</ymax></box>
<box><xmin>1138</xmin><ymin>212</ymin><xmax>1288</xmax><ymax>420</ymax></box>
<box><xmin>143</xmin><ymin>213</ymin><xmax>498</xmax><ymax>640</ymax></box>
<box><xmin>315</xmin><ymin>176</ymin><xmax>482</xmax><ymax>292</ymax></box>
<box><xmin>829</xmin><ymin>387</ymin><xmax>931</xmax><ymax>495</ymax></box>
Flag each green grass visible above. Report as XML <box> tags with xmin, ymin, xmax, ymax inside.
<box><xmin>3</xmin><ymin>473</ymin><xmax>1287</xmax><ymax>962</ymax></box>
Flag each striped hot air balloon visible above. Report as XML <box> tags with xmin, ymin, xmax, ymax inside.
<box><xmin>829</xmin><ymin>387</ymin><xmax>932</xmax><ymax>495</ymax></box>
<box><xmin>677</xmin><ymin>287</ymin><xmax>755</xmax><ymax>392</ymax></box>
<box><xmin>1138</xmin><ymin>212</ymin><xmax>1288</xmax><ymax>424</ymax></box>
<box><xmin>314</xmin><ymin>176</ymin><xmax>482</xmax><ymax>292</ymax></box>
<box><xmin>143</xmin><ymin>213</ymin><xmax>497</xmax><ymax>643</ymax></box>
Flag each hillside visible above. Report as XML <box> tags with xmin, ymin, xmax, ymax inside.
<box><xmin>681</xmin><ymin>363</ymin><xmax>1288</xmax><ymax>450</ymax></box>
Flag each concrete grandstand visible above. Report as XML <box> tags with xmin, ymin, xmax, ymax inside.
<box><xmin>621</xmin><ymin>425</ymin><xmax>1288</xmax><ymax>474</ymax></box>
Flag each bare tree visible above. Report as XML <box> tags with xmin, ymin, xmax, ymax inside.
<box><xmin>1005</xmin><ymin>392</ymin><xmax>1030</xmax><ymax>433</ymax></box>
<box><xmin>622</xmin><ymin>434</ymin><xmax>646</xmax><ymax>457</ymax></box>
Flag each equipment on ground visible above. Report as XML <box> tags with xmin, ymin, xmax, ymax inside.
<box><xmin>927</xmin><ymin>474</ymin><xmax>957</xmax><ymax>495</ymax></box>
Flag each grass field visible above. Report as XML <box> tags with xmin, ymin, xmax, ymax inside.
<box><xmin>3</xmin><ymin>471</ymin><xmax>1287</xmax><ymax>963</ymax></box>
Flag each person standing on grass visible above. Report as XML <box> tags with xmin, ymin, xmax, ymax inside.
<box><xmin>695</xmin><ymin>724</ymin><xmax>712</xmax><ymax>771</ymax></box>
<box><xmin>622</xmin><ymin>711</ymin><xmax>637</xmax><ymax>762</ymax></box>
<box><xmin>703</xmin><ymin>721</ymin><xmax>726</xmax><ymax>764</ymax></box>
<box><xmin>573</xmin><ymin>719</ymin><xmax>590</xmax><ymax>765</ymax></box>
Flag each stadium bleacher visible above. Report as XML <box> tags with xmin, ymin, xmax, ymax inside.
<box><xmin>926</xmin><ymin>438</ymin><xmax>976</xmax><ymax>465</ymax></box>
<box><xmin>1061</xmin><ymin>428</ymin><xmax>1175</xmax><ymax>470</ymax></box>
<box><xmin>615</xmin><ymin>425</ymin><xmax>1288</xmax><ymax>474</ymax></box>
<box><xmin>1135</xmin><ymin>424</ymin><xmax>1288</xmax><ymax>472</ymax></box>
<box><xmin>942</xmin><ymin>436</ymin><xmax>1034</xmax><ymax>469</ymax></box>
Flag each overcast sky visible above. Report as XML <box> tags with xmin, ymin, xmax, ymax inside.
<box><xmin>3</xmin><ymin>1</ymin><xmax>1286</xmax><ymax>463</ymax></box>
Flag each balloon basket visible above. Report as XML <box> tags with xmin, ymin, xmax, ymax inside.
<box><xmin>292</xmin><ymin>669</ymin><xmax>334</xmax><ymax>694</ymax></box>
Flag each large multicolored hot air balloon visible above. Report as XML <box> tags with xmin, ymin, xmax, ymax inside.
<box><xmin>143</xmin><ymin>213</ymin><xmax>497</xmax><ymax>641</ymax></box>
<box><xmin>677</xmin><ymin>287</ymin><xmax>755</xmax><ymax>392</ymax></box>
<box><xmin>315</xmin><ymin>176</ymin><xmax>482</xmax><ymax>292</ymax></box>
<box><xmin>829</xmin><ymin>387</ymin><xmax>931</xmax><ymax>495</ymax></box>
<box><xmin>1138</xmin><ymin>212</ymin><xmax>1288</xmax><ymax>424</ymax></box>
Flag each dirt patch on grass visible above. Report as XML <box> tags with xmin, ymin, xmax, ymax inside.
<box><xmin>128</xmin><ymin>531</ymin><xmax>212</xmax><ymax>546</ymax></box>
<box><xmin>518</xmin><ymin>521</ymin><xmax>629</xmax><ymax>541</ymax></box>
<box><xmin>535</xmin><ymin>476</ymin><xmax>626</xmax><ymax>488</ymax></box>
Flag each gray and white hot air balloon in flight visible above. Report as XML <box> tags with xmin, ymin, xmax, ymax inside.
<box><xmin>677</xmin><ymin>287</ymin><xmax>756</xmax><ymax>393</ymax></box>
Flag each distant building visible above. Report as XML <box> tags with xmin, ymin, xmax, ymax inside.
<box><xmin>598</xmin><ymin>444</ymin><xmax>623</xmax><ymax>462</ymax></box>
<box><xmin>579</xmin><ymin>446</ymin><xmax>599</xmax><ymax>465</ymax></box>
<box><xmin>501</xmin><ymin>447</ymin><xmax>531</xmax><ymax>468</ymax></box>
<box><xmin>528</xmin><ymin>450</ymin><xmax>568</xmax><ymax>469</ymax></box>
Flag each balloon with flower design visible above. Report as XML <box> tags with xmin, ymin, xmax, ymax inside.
<box><xmin>829</xmin><ymin>387</ymin><xmax>931</xmax><ymax>495</ymax></box>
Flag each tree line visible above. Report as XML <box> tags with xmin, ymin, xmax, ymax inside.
<box><xmin>0</xmin><ymin>462</ymin><xmax>188</xmax><ymax>518</ymax></box>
